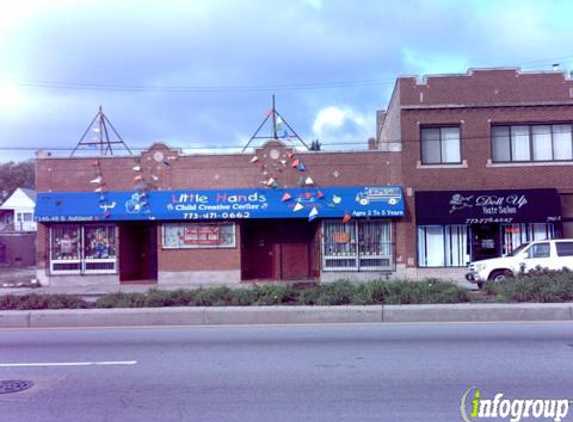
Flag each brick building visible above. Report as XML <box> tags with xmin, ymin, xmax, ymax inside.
<box><xmin>34</xmin><ymin>141</ymin><xmax>404</xmax><ymax>286</ymax></box>
<box><xmin>34</xmin><ymin>67</ymin><xmax>573</xmax><ymax>286</ymax></box>
<box><xmin>378</xmin><ymin>67</ymin><xmax>573</xmax><ymax>280</ymax></box>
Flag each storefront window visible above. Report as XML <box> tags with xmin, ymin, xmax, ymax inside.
<box><xmin>417</xmin><ymin>225</ymin><xmax>469</xmax><ymax>267</ymax></box>
<box><xmin>418</xmin><ymin>223</ymin><xmax>556</xmax><ymax>267</ymax></box>
<box><xmin>51</xmin><ymin>225</ymin><xmax>82</xmax><ymax>274</ymax></box>
<box><xmin>162</xmin><ymin>222</ymin><xmax>236</xmax><ymax>249</ymax></box>
<box><xmin>322</xmin><ymin>220</ymin><xmax>393</xmax><ymax>271</ymax></box>
<box><xmin>501</xmin><ymin>223</ymin><xmax>555</xmax><ymax>256</ymax></box>
<box><xmin>83</xmin><ymin>225</ymin><xmax>118</xmax><ymax>273</ymax></box>
<box><xmin>50</xmin><ymin>224</ymin><xmax>117</xmax><ymax>275</ymax></box>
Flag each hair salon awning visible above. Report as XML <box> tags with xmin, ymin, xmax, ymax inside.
<box><xmin>415</xmin><ymin>189</ymin><xmax>562</xmax><ymax>225</ymax></box>
<box><xmin>35</xmin><ymin>186</ymin><xmax>404</xmax><ymax>222</ymax></box>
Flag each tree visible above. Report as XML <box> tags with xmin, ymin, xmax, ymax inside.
<box><xmin>0</xmin><ymin>160</ymin><xmax>35</xmax><ymax>203</ymax></box>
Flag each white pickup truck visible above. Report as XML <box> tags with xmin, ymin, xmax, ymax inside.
<box><xmin>465</xmin><ymin>239</ymin><xmax>573</xmax><ymax>288</ymax></box>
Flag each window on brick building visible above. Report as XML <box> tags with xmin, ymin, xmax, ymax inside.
<box><xmin>49</xmin><ymin>224</ymin><xmax>117</xmax><ymax>275</ymax></box>
<box><xmin>162</xmin><ymin>222</ymin><xmax>235</xmax><ymax>249</ymax></box>
<box><xmin>417</xmin><ymin>225</ymin><xmax>469</xmax><ymax>267</ymax></box>
<box><xmin>421</xmin><ymin>127</ymin><xmax>461</xmax><ymax>164</ymax></box>
<box><xmin>492</xmin><ymin>124</ymin><xmax>573</xmax><ymax>162</ymax></box>
<box><xmin>322</xmin><ymin>220</ymin><xmax>394</xmax><ymax>271</ymax></box>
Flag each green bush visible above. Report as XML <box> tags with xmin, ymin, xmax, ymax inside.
<box><xmin>253</xmin><ymin>284</ymin><xmax>299</xmax><ymax>305</ymax></box>
<box><xmin>0</xmin><ymin>294</ymin><xmax>90</xmax><ymax>310</ymax></box>
<box><xmin>485</xmin><ymin>269</ymin><xmax>573</xmax><ymax>303</ymax></box>
<box><xmin>0</xmin><ymin>278</ymin><xmax>474</xmax><ymax>310</ymax></box>
<box><xmin>316</xmin><ymin>280</ymin><xmax>356</xmax><ymax>305</ymax></box>
<box><xmin>95</xmin><ymin>292</ymin><xmax>146</xmax><ymax>308</ymax></box>
<box><xmin>354</xmin><ymin>280</ymin><xmax>387</xmax><ymax>304</ymax></box>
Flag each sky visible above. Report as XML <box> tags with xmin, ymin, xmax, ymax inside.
<box><xmin>1</xmin><ymin>0</ymin><xmax>573</xmax><ymax>162</ymax></box>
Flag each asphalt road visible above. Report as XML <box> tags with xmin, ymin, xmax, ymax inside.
<box><xmin>2</xmin><ymin>322</ymin><xmax>573</xmax><ymax>422</ymax></box>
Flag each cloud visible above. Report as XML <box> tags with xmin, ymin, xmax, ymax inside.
<box><xmin>1</xmin><ymin>0</ymin><xmax>573</xmax><ymax>162</ymax></box>
<box><xmin>312</xmin><ymin>106</ymin><xmax>372</xmax><ymax>149</ymax></box>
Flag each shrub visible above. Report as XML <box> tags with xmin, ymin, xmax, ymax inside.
<box><xmin>316</xmin><ymin>280</ymin><xmax>356</xmax><ymax>305</ymax></box>
<box><xmin>298</xmin><ymin>287</ymin><xmax>321</xmax><ymax>305</ymax></box>
<box><xmin>378</xmin><ymin>279</ymin><xmax>469</xmax><ymax>305</ymax></box>
<box><xmin>253</xmin><ymin>284</ymin><xmax>299</xmax><ymax>305</ymax></box>
<box><xmin>485</xmin><ymin>269</ymin><xmax>573</xmax><ymax>303</ymax></box>
<box><xmin>0</xmin><ymin>294</ymin><xmax>90</xmax><ymax>310</ymax></box>
<box><xmin>354</xmin><ymin>280</ymin><xmax>387</xmax><ymax>305</ymax></box>
<box><xmin>95</xmin><ymin>292</ymin><xmax>146</xmax><ymax>308</ymax></box>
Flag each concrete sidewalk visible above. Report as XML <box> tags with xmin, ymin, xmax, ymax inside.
<box><xmin>1</xmin><ymin>303</ymin><xmax>572</xmax><ymax>329</ymax></box>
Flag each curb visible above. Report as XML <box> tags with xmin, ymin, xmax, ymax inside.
<box><xmin>1</xmin><ymin>303</ymin><xmax>573</xmax><ymax>328</ymax></box>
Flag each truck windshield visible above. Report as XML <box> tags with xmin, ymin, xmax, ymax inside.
<box><xmin>509</xmin><ymin>243</ymin><xmax>529</xmax><ymax>256</ymax></box>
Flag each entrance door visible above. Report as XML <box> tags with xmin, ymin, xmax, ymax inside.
<box><xmin>241</xmin><ymin>220</ymin><xmax>317</xmax><ymax>281</ymax></box>
<box><xmin>119</xmin><ymin>223</ymin><xmax>158</xmax><ymax>283</ymax></box>
<box><xmin>471</xmin><ymin>224</ymin><xmax>501</xmax><ymax>261</ymax></box>
<box><xmin>243</xmin><ymin>222</ymin><xmax>274</xmax><ymax>280</ymax></box>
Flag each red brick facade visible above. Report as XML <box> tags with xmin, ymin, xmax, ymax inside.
<box><xmin>36</xmin><ymin>68</ymin><xmax>573</xmax><ymax>285</ymax></box>
<box><xmin>379</xmin><ymin>68</ymin><xmax>573</xmax><ymax>277</ymax></box>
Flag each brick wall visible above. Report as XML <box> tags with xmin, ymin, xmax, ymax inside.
<box><xmin>392</xmin><ymin>68</ymin><xmax>573</xmax><ymax>268</ymax></box>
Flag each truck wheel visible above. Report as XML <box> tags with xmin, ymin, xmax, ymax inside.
<box><xmin>489</xmin><ymin>270</ymin><xmax>512</xmax><ymax>283</ymax></box>
<box><xmin>477</xmin><ymin>282</ymin><xmax>484</xmax><ymax>289</ymax></box>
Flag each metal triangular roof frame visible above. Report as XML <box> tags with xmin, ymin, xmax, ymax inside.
<box><xmin>71</xmin><ymin>106</ymin><xmax>133</xmax><ymax>156</ymax></box>
<box><xmin>242</xmin><ymin>95</ymin><xmax>309</xmax><ymax>152</ymax></box>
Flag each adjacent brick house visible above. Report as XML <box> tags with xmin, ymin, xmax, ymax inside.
<box><xmin>34</xmin><ymin>67</ymin><xmax>573</xmax><ymax>286</ymax></box>
<box><xmin>378</xmin><ymin>68</ymin><xmax>573</xmax><ymax>280</ymax></box>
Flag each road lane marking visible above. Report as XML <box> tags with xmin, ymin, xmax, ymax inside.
<box><xmin>0</xmin><ymin>360</ymin><xmax>137</xmax><ymax>367</ymax></box>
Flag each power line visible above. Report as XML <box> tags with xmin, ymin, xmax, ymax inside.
<box><xmin>1</xmin><ymin>126</ymin><xmax>572</xmax><ymax>152</ymax></box>
<box><xmin>3</xmin><ymin>55</ymin><xmax>573</xmax><ymax>94</ymax></box>
<box><xmin>4</xmin><ymin>76</ymin><xmax>397</xmax><ymax>93</ymax></box>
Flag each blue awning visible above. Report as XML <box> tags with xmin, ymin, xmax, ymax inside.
<box><xmin>35</xmin><ymin>186</ymin><xmax>404</xmax><ymax>222</ymax></box>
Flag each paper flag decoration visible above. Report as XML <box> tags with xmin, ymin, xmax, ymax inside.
<box><xmin>305</xmin><ymin>192</ymin><xmax>312</xmax><ymax>199</ymax></box>
<box><xmin>91</xmin><ymin>160</ymin><xmax>100</xmax><ymax>167</ymax></box>
<box><xmin>305</xmin><ymin>177</ymin><xmax>314</xmax><ymax>186</ymax></box>
<box><xmin>249</xmin><ymin>156</ymin><xmax>259</xmax><ymax>163</ymax></box>
<box><xmin>281</xmin><ymin>130</ymin><xmax>288</xmax><ymax>138</ymax></box>
<box><xmin>151</xmin><ymin>174</ymin><xmax>159</xmax><ymax>182</ymax></box>
<box><xmin>291</xmin><ymin>159</ymin><xmax>300</xmax><ymax>168</ymax></box>
<box><xmin>94</xmin><ymin>186</ymin><xmax>104</xmax><ymax>193</ymax></box>
<box><xmin>134</xmin><ymin>174</ymin><xmax>143</xmax><ymax>181</ymax></box>
<box><xmin>92</xmin><ymin>127</ymin><xmax>100</xmax><ymax>133</ymax></box>
<box><xmin>90</xmin><ymin>176</ymin><xmax>102</xmax><ymax>184</ymax></box>
<box><xmin>270</xmin><ymin>180</ymin><xmax>279</xmax><ymax>189</ymax></box>
<box><xmin>343</xmin><ymin>213</ymin><xmax>352</xmax><ymax>223</ymax></box>
<box><xmin>308</xmin><ymin>207</ymin><xmax>319</xmax><ymax>221</ymax></box>
<box><xmin>266</xmin><ymin>110</ymin><xmax>273</xmax><ymax>116</ymax></box>
<box><xmin>280</xmin><ymin>160</ymin><xmax>287</xmax><ymax>166</ymax></box>
<box><xmin>281</xmin><ymin>192</ymin><xmax>292</xmax><ymax>202</ymax></box>
<box><xmin>332</xmin><ymin>195</ymin><xmax>342</xmax><ymax>204</ymax></box>
<box><xmin>297</xmin><ymin>162</ymin><xmax>306</xmax><ymax>171</ymax></box>
<box><xmin>293</xmin><ymin>202</ymin><xmax>304</xmax><ymax>212</ymax></box>
<box><xmin>133</xmin><ymin>165</ymin><xmax>141</xmax><ymax>172</ymax></box>
<box><xmin>266</xmin><ymin>177</ymin><xmax>276</xmax><ymax>186</ymax></box>
<box><xmin>316</xmin><ymin>190</ymin><xmax>324</xmax><ymax>199</ymax></box>
<box><xmin>286</xmin><ymin>152</ymin><xmax>294</xmax><ymax>158</ymax></box>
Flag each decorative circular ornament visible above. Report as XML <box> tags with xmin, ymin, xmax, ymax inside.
<box><xmin>153</xmin><ymin>151</ymin><xmax>165</xmax><ymax>162</ymax></box>
<box><xmin>269</xmin><ymin>148</ymin><xmax>280</xmax><ymax>160</ymax></box>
